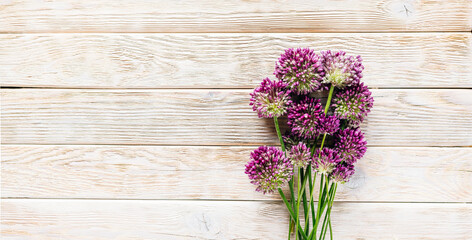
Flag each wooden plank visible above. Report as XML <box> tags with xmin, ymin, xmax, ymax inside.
<box><xmin>1</xmin><ymin>89</ymin><xmax>471</xmax><ymax>146</ymax></box>
<box><xmin>2</xmin><ymin>146</ymin><xmax>471</xmax><ymax>202</ymax></box>
<box><xmin>2</xmin><ymin>200</ymin><xmax>471</xmax><ymax>239</ymax></box>
<box><xmin>1</xmin><ymin>1</ymin><xmax>470</xmax><ymax>33</ymax></box>
<box><xmin>1</xmin><ymin>33</ymin><xmax>471</xmax><ymax>88</ymax></box>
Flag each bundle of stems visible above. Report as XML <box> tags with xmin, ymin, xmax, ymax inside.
<box><xmin>246</xmin><ymin>49</ymin><xmax>373</xmax><ymax>240</ymax></box>
<box><xmin>275</xmin><ymin>86</ymin><xmax>338</xmax><ymax>240</ymax></box>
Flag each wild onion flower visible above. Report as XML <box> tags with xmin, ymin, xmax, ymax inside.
<box><xmin>250</xmin><ymin>78</ymin><xmax>292</xmax><ymax>118</ymax></box>
<box><xmin>312</xmin><ymin>148</ymin><xmax>341</xmax><ymax>174</ymax></box>
<box><xmin>333</xmin><ymin>82</ymin><xmax>374</xmax><ymax>126</ymax></box>
<box><xmin>321</xmin><ymin>50</ymin><xmax>363</xmax><ymax>87</ymax></box>
<box><xmin>288</xmin><ymin>142</ymin><xmax>312</xmax><ymax>168</ymax></box>
<box><xmin>334</xmin><ymin>128</ymin><xmax>367</xmax><ymax>164</ymax></box>
<box><xmin>287</xmin><ymin>97</ymin><xmax>339</xmax><ymax>139</ymax></box>
<box><xmin>319</xmin><ymin>115</ymin><xmax>340</xmax><ymax>135</ymax></box>
<box><xmin>330</xmin><ymin>163</ymin><xmax>355</xmax><ymax>183</ymax></box>
<box><xmin>245</xmin><ymin>146</ymin><xmax>294</xmax><ymax>194</ymax></box>
<box><xmin>274</xmin><ymin>48</ymin><xmax>324</xmax><ymax>94</ymax></box>
<box><xmin>287</xmin><ymin>97</ymin><xmax>324</xmax><ymax>139</ymax></box>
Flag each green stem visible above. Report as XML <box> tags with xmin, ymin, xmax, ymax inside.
<box><xmin>324</xmin><ymin>85</ymin><xmax>335</xmax><ymax>114</ymax></box>
<box><xmin>309</xmin><ymin>175</ymin><xmax>331</xmax><ymax>240</ymax></box>
<box><xmin>295</xmin><ymin>169</ymin><xmax>301</xmax><ymax>240</ymax></box>
<box><xmin>321</xmin><ymin>184</ymin><xmax>337</xmax><ymax>240</ymax></box>
<box><xmin>319</xmin><ymin>182</ymin><xmax>335</xmax><ymax>240</ymax></box>
<box><xmin>278</xmin><ymin>188</ymin><xmax>308</xmax><ymax>240</ymax></box>
<box><xmin>274</xmin><ymin>116</ymin><xmax>295</xmax><ymax>238</ymax></box>
<box><xmin>318</xmin><ymin>176</ymin><xmax>330</xmax><ymax>239</ymax></box>
<box><xmin>274</xmin><ymin>117</ymin><xmax>285</xmax><ymax>151</ymax></box>
<box><xmin>301</xmin><ymin>169</ymin><xmax>309</xmax><ymax>231</ymax></box>
<box><xmin>319</xmin><ymin>134</ymin><xmax>327</xmax><ymax>154</ymax></box>
<box><xmin>329</xmin><ymin>219</ymin><xmax>333</xmax><ymax>240</ymax></box>
<box><xmin>289</xmin><ymin>178</ymin><xmax>296</xmax><ymax>236</ymax></box>
<box><xmin>294</xmin><ymin>169</ymin><xmax>311</xmax><ymax>240</ymax></box>
<box><xmin>318</xmin><ymin>84</ymin><xmax>336</xmax><ymax>157</ymax></box>
<box><xmin>313</xmin><ymin>175</ymin><xmax>324</xmax><ymax>239</ymax></box>
<box><xmin>288</xmin><ymin>214</ymin><xmax>293</xmax><ymax>240</ymax></box>
<box><xmin>307</xmin><ymin>171</ymin><xmax>317</xmax><ymax>230</ymax></box>
<box><xmin>304</xmin><ymin>167</ymin><xmax>313</xmax><ymax>232</ymax></box>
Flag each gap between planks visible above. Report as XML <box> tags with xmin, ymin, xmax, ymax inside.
<box><xmin>2</xmin><ymin>87</ymin><xmax>472</xmax><ymax>90</ymax></box>
<box><xmin>1</xmin><ymin>31</ymin><xmax>471</xmax><ymax>34</ymax></box>
<box><xmin>1</xmin><ymin>143</ymin><xmax>471</xmax><ymax>147</ymax></box>
<box><xmin>1</xmin><ymin>198</ymin><xmax>471</xmax><ymax>204</ymax></box>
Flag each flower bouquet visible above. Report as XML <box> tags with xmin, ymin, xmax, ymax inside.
<box><xmin>245</xmin><ymin>49</ymin><xmax>374</xmax><ymax>240</ymax></box>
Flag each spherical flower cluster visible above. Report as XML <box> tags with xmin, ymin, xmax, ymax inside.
<box><xmin>312</xmin><ymin>148</ymin><xmax>341</xmax><ymax>174</ymax></box>
<box><xmin>318</xmin><ymin>115</ymin><xmax>340</xmax><ymax>135</ymax></box>
<box><xmin>321</xmin><ymin>50</ymin><xmax>364</xmax><ymax>87</ymax></box>
<box><xmin>334</xmin><ymin>128</ymin><xmax>367</xmax><ymax>164</ymax></box>
<box><xmin>288</xmin><ymin>142</ymin><xmax>312</xmax><ymax>168</ymax></box>
<box><xmin>287</xmin><ymin>97</ymin><xmax>339</xmax><ymax>139</ymax></box>
<box><xmin>250</xmin><ymin>78</ymin><xmax>292</xmax><ymax>118</ymax></box>
<box><xmin>333</xmin><ymin>82</ymin><xmax>374</xmax><ymax>126</ymax></box>
<box><xmin>274</xmin><ymin>48</ymin><xmax>324</xmax><ymax>94</ymax></box>
<box><xmin>245</xmin><ymin>146</ymin><xmax>294</xmax><ymax>194</ymax></box>
<box><xmin>330</xmin><ymin>163</ymin><xmax>355</xmax><ymax>183</ymax></box>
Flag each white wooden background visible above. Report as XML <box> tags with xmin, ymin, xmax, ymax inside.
<box><xmin>1</xmin><ymin>1</ymin><xmax>472</xmax><ymax>239</ymax></box>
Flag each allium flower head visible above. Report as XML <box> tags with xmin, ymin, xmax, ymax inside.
<box><xmin>330</xmin><ymin>163</ymin><xmax>355</xmax><ymax>183</ymax></box>
<box><xmin>334</xmin><ymin>128</ymin><xmax>367</xmax><ymax>164</ymax></box>
<box><xmin>318</xmin><ymin>115</ymin><xmax>340</xmax><ymax>135</ymax></box>
<box><xmin>275</xmin><ymin>48</ymin><xmax>324</xmax><ymax>94</ymax></box>
<box><xmin>250</xmin><ymin>78</ymin><xmax>292</xmax><ymax>118</ymax></box>
<box><xmin>288</xmin><ymin>142</ymin><xmax>311</xmax><ymax>168</ymax></box>
<box><xmin>312</xmin><ymin>148</ymin><xmax>341</xmax><ymax>174</ymax></box>
<box><xmin>333</xmin><ymin>82</ymin><xmax>374</xmax><ymax>126</ymax></box>
<box><xmin>287</xmin><ymin>97</ymin><xmax>339</xmax><ymax>139</ymax></box>
<box><xmin>321</xmin><ymin>50</ymin><xmax>363</xmax><ymax>87</ymax></box>
<box><xmin>287</xmin><ymin>97</ymin><xmax>325</xmax><ymax>139</ymax></box>
<box><xmin>245</xmin><ymin>146</ymin><xmax>294</xmax><ymax>194</ymax></box>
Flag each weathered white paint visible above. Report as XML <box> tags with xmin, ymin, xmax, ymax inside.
<box><xmin>1</xmin><ymin>33</ymin><xmax>470</xmax><ymax>88</ymax></box>
<box><xmin>1</xmin><ymin>1</ymin><xmax>471</xmax><ymax>239</ymax></box>
<box><xmin>1</xmin><ymin>0</ymin><xmax>470</xmax><ymax>32</ymax></box>
<box><xmin>2</xmin><ymin>146</ymin><xmax>471</xmax><ymax>202</ymax></box>
<box><xmin>1</xmin><ymin>89</ymin><xmax>471</xmax><ymax>146</ymax></box>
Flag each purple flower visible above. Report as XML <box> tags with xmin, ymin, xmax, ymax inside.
<box><xmin>333</xmin><ymin>82</ymin><xmax>374</xmax><ymax>126</ymax></box>
<box><xmin>334</xmin><ymin>128</ymin><xmax>367</xmax><ymax>164</ymax></box>
<box><xmin>321</xmin><ymin>50</ymin><xmax>364</xmax><ymax>87</ymax></box>
<box><xmin>245</xmin><ymin>146</ymin><xmax>294</xmax><ymax>194</ymax></box>
<box><xmin>287</xmin><ymin>97</ymin><xmax>339</xmax><ymax>139</ymax></box>
<box><xmin>288</xmin><ymin>142</ymin><xmax>311</xmax><ymax>168</ymax></box>
<box><xmin>319</xmin><ymin>115</ymin><xmax>340</xmax><ymax>135</ymax></box>
<box><xmin>250</xmin><ymin>78</ymin><xmax>292</xmax><ymax>118</ymax></box>
<box><xmin>274</xmin><ymin>48</ymin><xmax>324</xmax><ymax>94</ymax></box>
<box><xmin>330</xmin><ymin>163</ymin><xmax>355</xmax><ymax>183</ymax></box>
<box><xmin>312</xmin><ymin>148</ymin><xmax>341</xmax><ymax>174</ymax></box>
<box><xmin>287</xmin><ymin>97</ymin><xmax>325</xmax><ymax>139</ymax></box>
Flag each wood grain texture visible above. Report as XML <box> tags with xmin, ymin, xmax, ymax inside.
<box><xmin>1</xmin><ymin>89</ymin><xmax>471</xmax><ymax>146</ymax></box>
<box><xmin>1</xmin><ymin>33</ymin><xmax>471</xmax><ymax>88</ymax></box>
<box><xmin>2</xmin><ymin>146</ymin><xmax>471</xmax><ymax>202</ymax></box>
<box><xmin>2</xmin><ymin>199</ymin><xmax>471</xmax><ymax>239</ymax></box>
<box><xmin>1</xmin><ymin>0</ymin><xmax>471</xmax><ymax>33</ymax></box>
